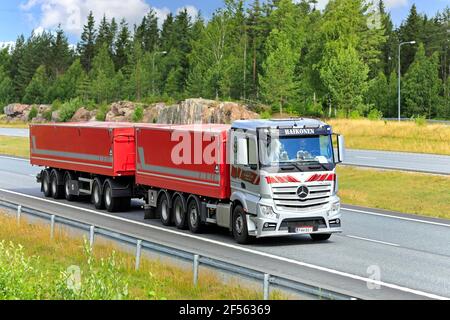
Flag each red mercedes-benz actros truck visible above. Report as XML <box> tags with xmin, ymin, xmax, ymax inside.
<box><xmin>30</xmin><ymin>119</ymin><xmax>345</xmax><ymax>244</ymax></box>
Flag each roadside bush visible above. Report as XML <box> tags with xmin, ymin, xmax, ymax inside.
<box><xmin>367</xmin><ymin>109</ymin><xmax>383</xmax><ymax>120</ymax></box>
<box><xmin>28</xmin><ymin>105</ymin><xmax>38</xmax><ymax>121</ymax></box>
<box><xmin>349</xmin><ymin>110</ymin><xmax>362</xmax><ymax>119</ymax></box>
<box><xmin>59</xmin><ymin>98</ymin><xmax>83</xmax><ymax>122</ymax></box>
<box><xmin>42</xmin><ymin>110</ymin><xmax>52</xmax><ymax>121</ymax></box>
<box><xmin>132</xmin><ymin>105</ymin><xmax>144</xmax><ymax>123</ymax></box>
<box><xmin>95</xmin><ymin>103</ymin><xmax>109</xmax><ymax>121</ymax></box>
<box><xmin>56</xmin><ymin>240</ymin><xmax>128</xmax><ymax>300</ymax></box>
<box><xmin>413</xmin><ymin>115</ymin><xmax>427</xmax><ymax>126</ymax></box>
<box><xmin>51</xmin><ymin>99</ymin><xmax>62</xmax><ymax>111</ymax></box>
<box><xmin>0</xmin><ymin>241</ymin><xmax>49</xmax><ymax>299</ymax></box>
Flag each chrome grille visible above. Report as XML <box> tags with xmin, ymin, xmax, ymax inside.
<box><xmin>272</xmin><ymin>183</ymin><xmax>332</xmax><ymax>211</ymax></box>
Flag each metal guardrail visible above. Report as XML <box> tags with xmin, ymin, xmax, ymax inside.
<box><xmin>0</xmin><ymin>199</ymin><xmax>357</xmax><ymax>301</ymax></box>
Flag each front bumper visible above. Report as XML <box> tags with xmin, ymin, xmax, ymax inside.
<box><xmin>249</xmin><ymin>197</ymin><xmax>342</xmax><ymax>238</ymax></box>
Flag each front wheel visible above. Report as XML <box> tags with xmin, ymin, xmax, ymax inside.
<box><xmin>232</xmin><ymin>205</ymin><xmax>251</xmax><ymax>244</ymax></box>
<box><xmin>159</xmin><ymin>193</ymin><xmax>172</xmax><ymax>226</ymax></box>
<box><xmin>42</xmin><ymin>170</ymin><xmax>52</xmax><ymax>198</ymax></box>
<box><xmin>310</xmin><ymin>233</ymin><xmax>332</xmax><ymax>241</ymax></box>
<box><xmin>103</xmin><ymin>180</ymin><xmax>121</xmax><ymax>212</ymax></box>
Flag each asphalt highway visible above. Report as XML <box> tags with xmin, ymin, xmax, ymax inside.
<box><xmin>0</xmin><ymin>156</ymin><xmax>449</xmax><ymax>300</ymax></box>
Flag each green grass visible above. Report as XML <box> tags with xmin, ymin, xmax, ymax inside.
<box><xmin>0</xmin><ymin>136</ymin><xmax>29</xmax><ymax>158</ymax></box>
<box><xmin>0</xmin><ymin>212</ymin><xmax>286</xmax><ymax>300</ymax></box>
<box><xmin>338</xmin><ymin>166</ymin><xmax>450</xmax><ymax>219</ymax></box>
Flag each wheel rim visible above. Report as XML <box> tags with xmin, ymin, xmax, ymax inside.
<box><xmin>105</xmin><ymin>186</ymin><xmax>111</xmax><ymax>207</ymax></box>
<box><xmin>94</xmin><ymin>184</ymin><xmax>100</xmax><ymax>204</ymax></box>
<box><xmin>65</xmin><ymin>178</ymin><xmax>70</xmax><ymax>196</ymax></box>
<box><xmin>161</xmin><ymin>200</ymin><xmax>169</xmax><ymax>221</ymax></box>
<box><xmin>52</xmin><ymin>177</ymin><xmax>57</xmax><ymax>195</ymax></box>
<box><xmin>235</xmin><ymin>215</ymin><xmax>244</xmax><ymax>235</ymax></box>
<box><xmin>43</xmin><ymin>175</ymin><xmax>49</xmax><ymax>193</ymax></box>
<box><xmin>190</xmin><ymin>205</ymin><xmax>198</xmax><ymax>228</ymax></box>
<box><xmin>175</xmin><ymin>202</ymin><xmax>182</xmax><ymax>224</ymax></box>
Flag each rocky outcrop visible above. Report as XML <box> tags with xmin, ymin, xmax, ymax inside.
<box><xmin>3</xmin><ymin>103</ymin><xmax>51</xmax><ymax>122</ymax></box>
<box><xmin>1</xmin><ymin>98</ymin><xmax>260</xmax><ymax>124</ymax></box>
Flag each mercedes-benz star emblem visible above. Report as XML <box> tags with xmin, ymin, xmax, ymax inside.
<box><xmin>297</xmin><ymin>186</ymin><xmax>309</xmax><ymax>199</ymax></box>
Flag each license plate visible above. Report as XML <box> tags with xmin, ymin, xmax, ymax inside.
<box><xmin>295</xmin><ymin>226</ymin><xmax>314</xmax><ymax>234</ymax></box>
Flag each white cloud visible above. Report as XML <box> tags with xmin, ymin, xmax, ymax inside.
<box><xmin>19</xmin><ymin>0</ymin><xmax>195</xmax><ymax>36</ymax></box>
<box><xmin>384</xmin><ymin>0</ymin><xmax>409</xmax><ymax>10</ymax></box>
<box><xmin>177</xmin><ymin>5</ymin><xmax>199</xmax><ymax>20</ymax></box>
<box><xmin>0</xmin><ymin>41</ymin><xmax>16</xmax><ymax>51</ymax></box>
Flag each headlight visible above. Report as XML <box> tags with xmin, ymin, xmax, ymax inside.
<box><xmin>329</xmin><ymin>201</ymin><xmax>340</xmax><ymax>216</ymax></box>
<box><xmin>259</xmin><ymin>205</ymin><xmax>278</xmax><ymax>219</ymax></box>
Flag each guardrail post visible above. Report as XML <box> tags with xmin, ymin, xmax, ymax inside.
<box><xmin>263</xmin><ymin>274</ymin><xmax>270</xmax><ymax>300</ymax></box>
<box><xmin>50</xmin><ymin>215</ymin><xmax>55</xmax><ymax>239</ymax></box>
<box><xmin>17</xmin><ymin>205</ymin><xmax>22</xmax><ymax>225</ymax></box>
<box><xmin>89</xmin><ymin>226</ymin><xmax>95</xmax><ymax>248</ymax></box>
<box><xmin>135</xmin><ymin>240</ymin><xmax>142</xmax><ymax>271</ymax></box>
<box><xmin>193</xmin><ymin>254</ymin><xmax>200</xmax><ymax>286</ymax></box>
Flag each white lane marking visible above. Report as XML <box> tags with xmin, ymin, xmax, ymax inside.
<box><xmin>0</xmin><ymin>155</ymin><xmax>29</xmax><ymax>162</ymax></box>
<box><xmin>0</xmin><ymin>188</ymin><xmax>448</xmax><ymax>301</ymax></box>
<box><xmin>346</xmin><ymin>235</ymin><xmax>400</xmax><ymax>247</ymax></box>
<box><xmin>354</xmin><ymin>156</ymin><xmax>377</xmax><ymax>160</ymax></box>
<box><xmin>343</xmin><ymin>207</ymin><xmax>450</xmax><ymax>228</ymax></box>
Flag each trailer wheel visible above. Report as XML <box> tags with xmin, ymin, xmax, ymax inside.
<box><xmin>64</xmin><ymin>172</ymin><xmax>77</xmax><ymax>202</ymax></box>
<box><xmin>51</xmin><ymin>170</ymin><xmax>64</xmax><ymax>200</ymax></box>
<box><xmin>310</xmin><ymin>233</ymin><xmax>332</xmax><ymax>241</ymax></box>
<box><xmin>159</xmin><ymin>193</ymin><xmax>172</xmax><ymax>226</ymax></box>
<box><xmin>173</xmin><ymin>195</ymin><xmax>187</xmax><ymax>230</ymax></box>
<box><xmin>92</xmin><ymin>179</ymin><xmax>105</xmax><ymax>210</ymax></box>
<box><xmin>232</xmin><ymin>205</ymin><xmax>251</xmax><ymax>244</ymax></box>
<box><xmin>103</xmin><ymin>180</ymin><xmax>121</xmax><ymax>212</ymax></box>
<box><xmin>42</xmin><ymin>170</ymin><xmax>52</xmax><ymax>198</ymax></box>
<box><xmin>187</xmin><ymin>197</ymin><xmax>204</xmax><ymax>234</ymax></box>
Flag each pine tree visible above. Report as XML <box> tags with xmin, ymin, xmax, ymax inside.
<box><xmin>114</xmin><ymin>19</ymin><xmax>131</xmax><ymax>71</ymax></box>
<box><xmin>48</xmin><ymin>59</ymin><xmax>87</xmax><ymax>102</ymax></box>
<box><xmin>78</xmin><ymin>12</ymin><xmax>97</xmax><ymax>71</ymax></box>
<box><xmin>398</xmin><ymin>4</ymin><xmax>423</xmax><ymax>74</ymax></box>
<box><xmin>0</xmin><ymin>66</ymin><xmax>13</xmax><ymax>109</ymax></box>
<box><xmin>49</xmin><ymin>26</ymin><xmax>72</xmax><ymax>78</ymax></box>
<box><xmin>403</xmin><ymin>44</ymin><xmax>441</xmax><ymax>118</ymax></box>
<box><xmin>23</xmin><ymin>65</ymin><xmax>48</xmax><ymax>104</ymax></box>
<box><xmin>90</xmin><ymin>45</ymin><xmax>116</xmax><ymax>103</ymax></box>
<box><xmin>365</xmin><ymin>71</ymin><xmax>389</xmax><ymax>115</ymax></box>
<box><xmin>135</xmin><ymin>10</ymin><xmax>159</xmax><ymax>52</ymax></box>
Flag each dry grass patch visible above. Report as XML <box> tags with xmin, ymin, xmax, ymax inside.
<box><xmin>328</xmin><ymin>119</ymin><xmax>450</xmax><ymax>155</ymax></box>
<box><xmin>0</xmin><ymin>136</ymin><xmax>29</xmax><ymax>158</ymax></box>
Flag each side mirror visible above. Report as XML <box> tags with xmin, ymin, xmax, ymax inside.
<box><xmin>237</xmin><ymin>138</ymin><xmax>249</xmax><ymax>166</ymax></box>
<box><xmin>336</xmin><ymin>134</ymin><xmax>345</xmax><ymax>163</ymax></box>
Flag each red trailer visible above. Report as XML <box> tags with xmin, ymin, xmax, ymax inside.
<box><xmin>135</xmin><ymin>124</ymin><xmax>231</xmax><ymax>200</ymax></box>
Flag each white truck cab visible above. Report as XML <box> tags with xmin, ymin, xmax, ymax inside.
<box><xmin>228</xmin><ymin>118</ymin><xmax>345</xmax><ymax>243</ymax></box>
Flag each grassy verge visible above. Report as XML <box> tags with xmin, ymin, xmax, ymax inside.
<box><xmin>337</xmin><ymin>166</ymin><xmax>450</xmax><ymax>219</ymax></box>
<box><xmin>0</xmin><ymin>212</ymin><xmax>285</xmax><ymax>300</ymax></box>
<box><xmin>328</xmin><ymin>119</ymin><xmax>450</xmax><ymax>155</ymax></box>
<box><xmin>0</xmin><ymin>120</ymin><xmax>28</xmax><ymax>128</ymax></box>
<box><xmin>0</xmin><ymin>136</ymin><xmax>29</xmax><ymax>158</ymax></box>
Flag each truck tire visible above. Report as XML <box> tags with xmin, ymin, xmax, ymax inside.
<box><xmin>159</xmin><ymin>193</ymin><xmax>172</xmax><ymax>226</ymax></box>
<box><xmin>64</xmin><ymin>172</ymin><xmax>77</xmax><ymax>202</ymax></box>
<box><xmin>310</xmin><ymin>233</ymin><xmax>332</xmax><ymax>241</ymax></box>
<box><xmin>173</xmin><ymin>195</ymin><xmax>187</xmax><ymax>230</ymax></box>
<box><xmin>92</xmin><ymin>179</ymin><xmax>105</xmax><ymax>210</ymax></box>
<box><xmin>232</xmin><ymin>205</ymin><xmax>251</xmax><ymax>244</ymax></box>
<box><xmin>51</xmin><ymin>170</ymin><xmax>64</xmax><ymax>200</ymax></box>
<box><xmin>187</xmin><ymin>197</ymin><xmax>204</xmax><ymax>234</ymax></box>
<box><xmin>103</xmin><ymin>180</ymin><xmax>121</xmax><ymax>212</ymax></box>
<box><xmin>42</xmin><ymin>170</ymin><xmax>52</xmax><ymax>198</ymax></box>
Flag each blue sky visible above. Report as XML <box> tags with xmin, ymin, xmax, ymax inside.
<box><xmin>0</xmin><ymin>0</ymin><xmax>449</xmax><ymax>45</ymax></box>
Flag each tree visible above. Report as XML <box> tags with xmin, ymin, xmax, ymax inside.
<box><xmin>49</xmin><ymin>26</ymin><xmax>73</xmax><ymax>78</ymax></box>
<box><xmin>23</xmin><ymin>65</ymin><xmax>48</xmax><ymax>104</ymax></box>
<box><xmin>90</xmin><ymin>45</ymin><xmax>116</xmax><ymax>103</ymax></box>
<box><xmin>48</xmin><ymin>59</ymin><xmax>87</xmax><ymax>102</ymax></box>
<box><xmin>403</xmin><ymin>44</ymin><xmax>441</xmax><ymax>118</ymax></box>
<box><xmin>260</xmin><ymin>30</ymin><xmax>296</xmax><ymax>113</ymax></box>
<box><xmin>0</xmin><ymin>66</ymin><xmax>13</xmax><ymax>109</ymax></box>
<box><xmin>78</xmin><ymin>12</ymin><xmax>97</xmax><ymax>71</ymax></box>
<box><xmin>135</xmin><ymin>10</ymin><xmax>159</xmax><ymax>52</ymax></box>
<box><xmin>114</xmin><ymin>19</ymin><xmax>131</xmax><ymax>71</ymax></box>
<box><xmin>320</xmin><ymin>45</ymin><xmax>369</xmax><ymax>116</ymax></box>
<box><xmin>365</xmin><ymin>71</ymin><xmax>389</xmax><ymax>115</ymax></box>
<box><xmin>398</xmin><ymin>4</ymin><xmax>423</xmax><ymax>74</ymax></box>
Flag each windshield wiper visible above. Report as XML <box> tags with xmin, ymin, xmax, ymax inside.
<box><xmin>296</xmin><ymin>160</ymin><xmax>330</xmax><ymax>171</ymax></box>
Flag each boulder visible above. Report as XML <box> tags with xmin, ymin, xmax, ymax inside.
<box><xmin>3</xmin><ymin>104</ymin><xmax>31</xmax><ymax>118</ymax></box>
<box><xmin>106</xmin><ymin>101</ymin><xmax>142</xmax><ymax>122</ymax></box>
<box><xmin>71</xmin><ymin>107</ymin><xmax>92</xmax><ymax>122</ymax></box>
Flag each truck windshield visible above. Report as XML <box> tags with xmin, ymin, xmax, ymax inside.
<box><xmin>260</xmin><ymin>135</ymin><xmax>334</xmax><ymax>168</ymax></box>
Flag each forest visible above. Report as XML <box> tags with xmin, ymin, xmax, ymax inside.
<box><xmin>0</xmin><ymin>0</ymin><xmax>449</xmax><ymax>120</ymax></box>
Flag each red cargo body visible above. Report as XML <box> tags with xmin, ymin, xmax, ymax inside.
<box><xmin>135</xmin><ymin>124</ymin><xmax>231</xmax><ymax>199</ymax></box>
<box><xmin>30</xmin><ymin>122</ymin><xmax>136</xmax><ymax>177</ymax></box>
